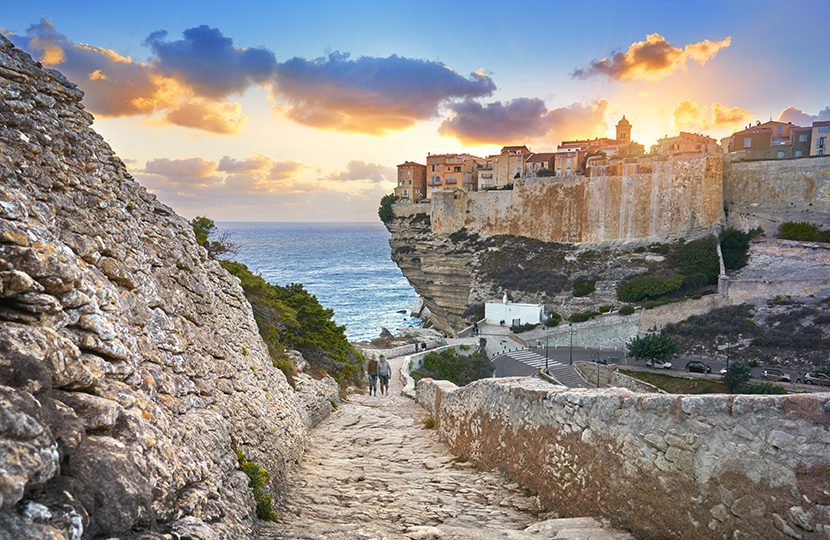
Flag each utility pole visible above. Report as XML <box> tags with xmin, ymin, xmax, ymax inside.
<box><xmin>545</xmin><ymin>333</ymin><xmax>550</xmax><ymax>374</ymax></box>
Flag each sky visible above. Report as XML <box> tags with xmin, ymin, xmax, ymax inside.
<box><xmin>4</xmin><ymin>0</ymin><xmax>829</xmax><ymax>221</ymax></box>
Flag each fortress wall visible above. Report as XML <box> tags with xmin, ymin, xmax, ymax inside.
<box><xmin>724</xmin><ymin>156</ymin><xmax>830</xmax><ymax>235</ymax></box>
<box><xmin>429</xmin><ymin>156</ymin><xmax>724</xmax><ymax>244</ymax></box>
<box><xmin>416</xmin><ymin>377</ymin><xmax>830</xmax><ymax>539</ymax></box>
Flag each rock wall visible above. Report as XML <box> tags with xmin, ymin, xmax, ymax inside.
<box><xmin>417</xmin><ymin>377</ymin><xmax>830</xmax><ymax>539</ymax></box>
<box><xmin>724</xmin><ymin>156</ymin><xmax>830</xmax><ymax>235</ymax></box>
<box><xmin>429</xmin><ymin>156</ymin><xmax>724</xmax><ymax>243</ymax></box>
<box><xmin>0</xmin><ymin>36</ymin><xmax>312</xmax><ymax>538</ymax></box>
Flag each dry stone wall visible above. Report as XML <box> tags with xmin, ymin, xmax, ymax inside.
<box><xmin>417</xmin><ymin>377</ymin><xmax>830</xmax><ymax>539</ymax></box>
<box><xmin>0</xmin><ymin>36</ymin><xmax>314</xmax><ymax>538</ymax></box>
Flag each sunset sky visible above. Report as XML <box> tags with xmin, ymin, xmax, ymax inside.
<box><xmin>4</xmin><ymin>0</ymin><xmax>829</xmax><ymax>221</ymax></box>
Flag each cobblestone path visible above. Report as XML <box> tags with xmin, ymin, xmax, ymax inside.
<box><xmin>263</xmin><ymin>356</ymin><xmax>632</xmax><ymax>539</ymax></box>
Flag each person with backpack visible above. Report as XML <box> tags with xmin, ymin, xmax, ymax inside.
<box><xmin>367</xmin><ymin>355</ymin><xmax>379</xmax><ymax>396</ymax></box>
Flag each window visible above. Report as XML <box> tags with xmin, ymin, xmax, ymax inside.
<box><xmin>777</xmin><ymin>126</ymin><xmax>783</xmax><ymax>136</ymax></box>
<box><xmin>403</xmin><ymin>189</ymin><xmax>408</xmax><ymax>197</ymax></box>
<box><xmin>819</xmin><ymin>137</ymin><xmax>827</xmax><ymax>149</ymax></box>
<box><xmin>795</xmin><ymin>150</ymin><xmax>803</xmax><ymax>157</ymax></box>
<box><xmin>743</xmin><ymin>137</ymin><xmax>752</xmax><ymax>148</ymax></box>
<box><xmin>819</xmin><ymin>127</ymin><xmax>829</xmax><ymax>133</ymax></box>
<box><xmin>454</xmin><ymin>166</ymin><xmax>461</xmax><ymax>172</ymax></box>
<box><xmin>776</xmin><ymin>151</ymin><xmax>785</xmax><ymax>158</ymax></box>
<box><xmin>799</xmin><ymin>134</ymin><xmax>808</xmax><ymax>142</ymax></box>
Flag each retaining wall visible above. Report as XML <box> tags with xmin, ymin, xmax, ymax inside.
<box><xmin>416</xmin><ymin>377</ymin><xmax>830</xmax><ymax>539</ymax></box>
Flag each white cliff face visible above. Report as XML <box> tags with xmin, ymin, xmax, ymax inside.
<box><xmin>0</xmin><ymin>36</ymin><xmax>311</xmax><ymax>538</ymax></box>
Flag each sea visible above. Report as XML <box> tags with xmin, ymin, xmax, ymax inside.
<box><xmin>217</xmin><ymin>222</ymin><xmax>420</xmax><ymax>341</ymax></box>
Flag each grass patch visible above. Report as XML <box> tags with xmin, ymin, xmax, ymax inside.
<box><xmin>619</xmin><ymin>369</ymin><xmax>728</xmax><ymax>394</ymax></box>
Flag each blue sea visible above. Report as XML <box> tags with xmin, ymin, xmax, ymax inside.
<box><xmin>217</xmin><ymin>222</ymin><xmax>420</xmax><ymax>341</ymax></box>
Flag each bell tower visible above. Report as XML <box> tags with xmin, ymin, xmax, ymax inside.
<box><xmin>616</xmin><ymin>115</ymin><xmax>631</xmax><ymax>142</ymax></box>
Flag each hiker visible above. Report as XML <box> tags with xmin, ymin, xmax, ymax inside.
<box><xmin>473</xmin><ymin>321</ymin><xmax>479</xmax><ymax>336</ymax></box>
<box><xmin>377</xmin><ymin>355</ymin><xmax>392</xmax><ymax>396</ymax></box>
<box><xmin>367</xmin><ymin>355</ymin><xmax>379</xmax><ymax>396</ymax></box>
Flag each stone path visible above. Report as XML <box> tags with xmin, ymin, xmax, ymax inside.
<box><xmin>263</xmin><ymin>356</ymin><xmax>632</xmax><ymax>539</ymax></box>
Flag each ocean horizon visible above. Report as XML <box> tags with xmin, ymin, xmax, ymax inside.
<box><xmin>216</xmin><ymin>221</ymin><xmax>421</xmax><ymax>341</ymax></box>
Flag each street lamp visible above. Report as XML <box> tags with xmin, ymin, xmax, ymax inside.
<box><xmin>545</xmin><ymin>333</ymin><xmax>550</xmax><ymax>374</ymax></box>
<box><xmin>569</xmin><ymin>321</ymin><xmax>574</xmax><ymax>365</ymax></box>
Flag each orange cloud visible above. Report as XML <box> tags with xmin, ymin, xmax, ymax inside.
<box><xmin>673</xmin><ymin>100</ymin><xmax>752</xmax><ymax>131</ymax></box>
<box><xmin>165</xmin><ymin>100</ymin><xmax>246</xmax><ymax>134</ymax></box>
<box><xmin>573</xmin><ymin>33</ymin><xmax>731</xmax><ymax>81</ymax></box>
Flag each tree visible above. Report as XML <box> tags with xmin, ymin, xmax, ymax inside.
<box><xmin>378</xmin><ymin>193</ymin><xmax>399</xmax><ymax>228</ymax></box>
<box><xmin>191</xmin><ymin>216</ymin><xmax>237</xmax><ymax>259</ymax></box>
<box><xmin>722</xmin><ymin>362</ymin><xmax>753</xmax><ymax>393</ymax></box>
<box><xmin>719</xmin><ymin>228</ymin><xmax>751</xmax><ymax>270</ymax></box>
<box><xmin>627</xmin><ymin>333</ymin><xmax>677</xmax><ymax>361</ymax></box>
<box><xmin>536</xmin><ymin>168</ymin><xmax>556</xmax><ymax>177</ymax></box>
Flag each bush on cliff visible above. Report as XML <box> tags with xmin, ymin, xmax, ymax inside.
<box><xmin>191</xmin><ymin>216</ymin><xmax>237</xmax><ymax>258</ymax></box>
<box><xmin>778</xmin><ymin>221</ymin><xmax>830</xmax><ymax>242</ymax></box>
<box><xmin>235</xmin><ymin>449</ymin><xmax>278</xmax><ymax>521</ymax></box>
<box><xmin>617</xmin><ymin>272</ymin><xmax>684</xmax><ymax>302</ymax></box>
<box><xmin>719</xmin><ymin>228</ymin><xmax>751</xmax><ymax>270</ymax></box>
<box><xmin>378</xmin><ymin>193</ymin><xmax>399</xmax><ymax>227</ymax></box>
<box><xmin>412</xmin><ymin>347</ymin><xmax>492</xmax><ymax>386</ymax></box>
<box><xmin>221</xmin><ymin>261</ymin><xmax>363</xmax><ymax>389</ymax></box>
<box><xmin>572</xmin><ymin>277</ymin><xmax>596</xmax><ymax>297</ymax></box>
<box><xmin>627</xmin><ymin>333</ymin><xmax>676</xmax><ymax>361</ymax></box>
<box><xmin>618</xmin><ymin>305</ymin><xmax>636</xmax><ymax>315</ymax></box>
<box><xmin>669</xmin><ymin>235</ymin><xmax>720</xmax><ymax>283</ymax></box>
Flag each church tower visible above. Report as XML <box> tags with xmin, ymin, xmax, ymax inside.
<box><xmin>616</xmin><ymin>115</ymin><xmax>631</xmax><ymax>142</ymax></box>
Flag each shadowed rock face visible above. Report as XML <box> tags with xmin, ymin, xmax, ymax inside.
<box><xmin>0</xmin><ymin>35</ymin><xmax>309</xmax><ymax>538</ymax></box>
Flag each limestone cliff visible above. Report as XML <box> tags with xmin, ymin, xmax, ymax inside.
<box><xmin>0</xmin><ymin>36</ymin><xmax>317</xmax><ymax>538</ymax></box>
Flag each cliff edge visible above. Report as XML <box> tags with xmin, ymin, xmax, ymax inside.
<box><xmin>0</xmin><ymin>35</ymin><xmax>308</xmax><ymax>538</ymax></box>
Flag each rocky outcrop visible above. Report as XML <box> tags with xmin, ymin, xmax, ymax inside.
<box><xmin>0</xmin><ymin>36</ymin><xmax>314</xmax><ymax>538</ymax></box>
<box><xmin>389</xmin><ymin>204</ymin><xmax>670</xmax><ymax>333</ymax></box>
<box><xmin>417</xmin><ymin>377</ymin><xmax>830</xmax><ymax>539</ymax></box>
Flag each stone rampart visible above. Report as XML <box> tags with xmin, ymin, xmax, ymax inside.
<box><xmin>427</xmin><ymin>156</ymin><xmax>723</xmax><ymax>244</ymax></box>
<box><xmin>416</xmin><ymin>377</ymin><xmax>830</xmax><ymax>539</ymax></box>
<box><xmin>724</xmin><ymin>156</ymin><xmax>830</xmax><ymax>235</ymax></box>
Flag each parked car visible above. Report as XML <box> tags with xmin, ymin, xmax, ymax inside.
<box><xmin>804</xmin><ymin>373</ymin><xmax>830</xmax><ymax>386</ymax></box>
<box><xmin>686</xmin><ymin>361</ymin><xmax>712</xmax><ymax>374</ymax></box>
<box><xmin>763</xmin><ymin>368</ymin><xmax>791</xmax><ymax>383</ymax></box>
<box><xmin>646</xmin><ymin>359</ymin><xmax>672</xmax><ymax>369</ymax></box>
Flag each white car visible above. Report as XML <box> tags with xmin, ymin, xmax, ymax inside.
<box><xmin>646</xmin><ymin>359</ymin><xmax>672</xmax><ymax>369</ymax></box>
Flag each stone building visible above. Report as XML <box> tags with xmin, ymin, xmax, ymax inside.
<box><xmin>394</xmin><ymin>161</ymin><xmax>427</xmax><ymax>201</ymax></box>
<box><xmin>556</xmin><ymin>115</ymin><xmax>645</xmax><ymax>175</ymax></box>
<box><xmin>524</xmin><ymin>152</ymin><xmax>556</xmax><ymax>177</ymax></box>
<box><xmin>425</xmin><ymin>153</ymin><xmax>482</xmax><ymax>198</ymax></box>
<box><xmin>490</xmin><ymin>145</ymin><xmax>532</xmax><ymax>188</ymax></box>
<box><xmin>812</xmin><ymin>120</ymin><xmax>829</xmax><ymax>156</ymax></box>
<box><xmin>726</xmin><ymin>120</ymin><xmax>808</xmax><ymax>159</ymax></box>
<box><xmin>651</xmin><ymin>132</ymin><xmax>720</xmax><ymax>157</ymax></box>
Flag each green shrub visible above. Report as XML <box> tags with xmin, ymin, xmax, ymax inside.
<box><xmin>617</xmin><ymin>273</ymin><xmax>684</xmax><ymax>302</ymax></box>
<box><xmin>569</xmin><ymin>310</ymin><xmax>599</xmax><ymax>323</ymax></box>
<box><xmin>236</xmin><ymin>449</ymin><xmax>277</xmax><ymax>521</ymax></box>
<box><xmin>722</xmin><ymin>362</ymin><xmax>754</xmax><ymax>393</ymax></box>
<box><xmin>511</xmin><ymin>322</ymin><xmax>539</xmax><ymax>333</ymax></box>
<box><xmin>598</xmin><ymin>304</ymin><xmax>612</xmax><ymax>313</ymax></box>
<box><xmin>378</xmin><ymin>193</ymin><xmax>400</xmax><ymax>226</ymax></box>
<box><xmin>719</xmin><ymin>228</ymin><xmax>751</xmax><ymax>270</ymax></box>
<box><xmin>221</xmin><ymin>260</ymin><xmax>363</xmax><ymax>389</ymax></box>
<box><xmin>618</xmin><ymin>305</ymin><xmax>636</xmax><ymax>315</ymax></box>
<box><xmin>422</xmin><ymin>415</ymin><xmax>435</xmax><ymax>429</ymax></box>
<box><xmin>778</xmin><ymin>221</ymin><xmax>829</xmax><ymax>242</ymax></box>
<box><xmin>536</xmin><ymin>168</ymin><xmax>556</xmax><ymax>177</ymax></box>
<box><xmin>191</xmin><ymin>216</ymin><xmax>237</xmax><ymax>259</ymax></box>
<box><xmin>633</xmin><ymin>246</ymin><xmax>647</xmax><ymax>253</ymax></box>
<box><xmin>272</xmin><ymin>355</ymin><xmax>297</xmax><ymax>388</ymax></box>
<box><xmin>626</xmin><ymin>333</ymin><xmax>676</xmax><ymax>361</ymax></box>
<box><xmin>545</xmin><ymin>311</ymin><xmax>562</xmax><ymax>327</ymax></box>
<box><xmin>670</xmin><ymin>235</ymin><xmax>719</xmax><ymax>283</ymax></box>
<box><xmin>648</xmin><ymin>243</ymin><xmax>670</xmax><ymax>254</ymax></box>
<box><xmin>572</xmin><ymin>277</ymin><xmax>596</xmax><ymax>297</ymax></box>
<box><xmin>682</xmin><ymin>273</ymin><xmax>709</xmax><ymax>291</ymax></box>
<box><xmin>411</xmin><ymin>348</ymin><xmax>492</xmax><ymax>386</ymax></box>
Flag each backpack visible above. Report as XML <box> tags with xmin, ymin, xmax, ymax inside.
<box><xmin>367</xmin><ymin>359</ymin><xmax>378</xmax><ymax>374</ymax></box>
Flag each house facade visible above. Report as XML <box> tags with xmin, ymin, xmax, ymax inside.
<box><xmin>425</xmin><ymin>153</ymin><xmax>482</xmax><ymax>198</ymax></box>
<box><xmin>524</xmin><ymin>152</ymin><xmax>556</xmax><ymax>176</ymax></box>
<box><xmin>393</xmin><ymin>161</ymin><xmax>427</xmax><ymax>201</ymax></box>
<box><xmin>491</xmin><ymin>145</ymin><xmax>532</xmax><ymax>187</ymax></box>
<box><xmin>812</xmin><ymin>121</ymin><xmax>829</xmax><ymax>156</ymax></box>
<box><xmin>651</xmin><ymin>132</ymin><xmax>720</xmax><ymax>157</ymax></box>
<box><xmin>727</xmin><ymin>120</ymin><xmax>808</xmax><ymax>159</ymax></box>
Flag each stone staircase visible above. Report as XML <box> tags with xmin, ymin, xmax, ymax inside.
<box><xmin>506</xmin><ymin>350</ymin><xmax>592</xmax><ymax>388</ymax></box>
<box><xmin>401</xmin><ymin>516</ymin><xmax>634</xmax><ymax>539</ymax></box>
